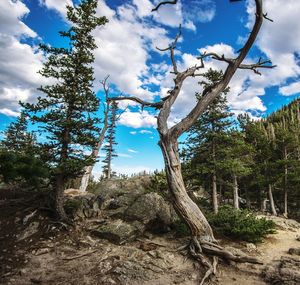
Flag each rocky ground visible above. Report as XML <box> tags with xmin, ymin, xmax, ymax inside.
<box><xmin>0</xmin><ymin>178</ymin><xmax>299</xmax><ymax>285</ymax></box>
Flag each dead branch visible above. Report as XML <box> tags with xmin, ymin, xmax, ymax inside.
<box><xmin>23</xmin><ymin>209</ymin><xmax>38</xmax><ymax>225</ymax></box>
<box><xmin>157</xmin><ymin>25</ymin><xmax>182</xmax><ymax>74</ymax></box>
<box><xmin>109</xmin><ymin>96</ymin><xmax>164</xmax><ymax>109</ymax></box>
<box><xmin>170</xmin><ymin>0</ymin><xmax>272</xmax><ymax>139</ymax></box>
<box><xmin>151</xmin><ymin>0</ymin><xmax>178</xmax><ymax>12</ymax></box>
<box><xmin>238</xmin><ymin>59</ymin><xmax>276</xmax><ymax>75</ymax></box>
<box><xmin>198</xmin><ymin>53</ymin><xmax>276</xmax><ymax>75</ymax></box>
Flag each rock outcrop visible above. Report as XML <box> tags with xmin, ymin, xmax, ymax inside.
<box><xmin>66</xmin><ymin>178</ymin><xmax>177</xmax><ymax>244</ymax></box>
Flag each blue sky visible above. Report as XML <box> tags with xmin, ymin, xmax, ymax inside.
<box><xmin>0</xmin><ymin>0</ymin><xmax>300</xmax><ymax>178</ymax></box>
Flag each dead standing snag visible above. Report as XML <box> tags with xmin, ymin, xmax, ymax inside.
<box><xmin>110</xmin><ymin>0</ymin><xmax>274</xmax><ymax>283</ymax></box>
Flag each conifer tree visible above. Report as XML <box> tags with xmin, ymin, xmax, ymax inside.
<box><xmin>0</xmin><ymin>112</ymin><xmax>48</xmax><ymax>188</ymax></box>
<box><xmin>2</xmin><ymin>111</ymin><xmax>35</xmax><ymax>154</ymax></box>
<box><xmin>102</xmin><ymin>102</ymin><xmax>118</xmax><ymax>179</ymax></box>
<box><xmin>22</xmin><ymin>0</ymin><xmax>108</xmax><ymax>220</ymax></box>
<box><xmin>221</xmin><ymin>130</ymin><xmax>254</xmax><ymax>209</ymax></box>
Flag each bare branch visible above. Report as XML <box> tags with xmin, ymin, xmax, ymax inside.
<box><xmin>151</xmin><ymin>0</ymin><xmax>177</xmax><ymax>12</ymax></box>
<box><xmin>197</xmin><ymin>52</ymin><xmax>234</xmax><ymax>64</ymax></box>
<box><xmin>263</xmin><ymin>13</ymin><xmax>274</xmax><ymax>22</ymax></box>
<box><xmin>199</xmin><ymin>53</ymin><xmax>276</xmax><ymax>75</ymax></box>
<box><xmin>157</xmin><ymin>25</ymin><xmax>182</xmax><ymax>74</ymax></box>
<box><xmin>170</xmin><ymin>0</ymin><xmax>268</xmax><ymax>139</ymax></box>
<box><xmin>238</xmin><ymin>59</ymin><xmax>276</xmax><ymax>75</ymax></box>
<box><xmin>109</xmin><ymin>96</ymin><xmax>164</xmax><ymax>110</ymax></box>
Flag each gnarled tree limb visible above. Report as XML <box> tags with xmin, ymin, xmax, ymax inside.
<box><xmin>152</xmin><ymin>0</ymin><xmax>178</xmax><ymax>12</ymax></box>
<box><xmin>170</xmin><ymin>0</ymin><xmax>275</xmax><ymax>139</ymax></box>
<box><xmin>157</xmin><ymin>25</ymin><xmax>182</xmax><ymax>74</ymax></box>
<box><xmin>108</xmin><ymin>96</ymin><xmax>164</xmax><ymax>109</ymax></box>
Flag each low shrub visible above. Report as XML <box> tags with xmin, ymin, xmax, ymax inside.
<box><xmin>172</xmin><ymin>219</ymin><xmax>190</xmax><ymax>237</ymax></box>
<box><xmin>208</xmin><ymin>205</ymin><xmax>276</xmax><ymax>243</ymax></box>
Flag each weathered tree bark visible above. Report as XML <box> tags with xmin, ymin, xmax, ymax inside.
<box><xmin>212</xmin><ymin>173</ymin><xmax>218</xmax><ymax>214</ymax></box>
<box><xmin>159</xmin><ymin>138</ymin><xmax>215</xmax><ymax>241</ymax></box>
<box><xmin>233</xmin><ymin>174</ymin><xmax>239</xmax><ymax>209</ymax></box>
<box><xmin>268</xmin><ymin>184</ymin><xmax>277</xmax><ymax>216</ymax></box>
<box><xmin>106</xmin><ymin>154</ymin><xmax>112</xmax><ymax>179</ymax></box>
<box><xmin>110</xmin><ymin>1</ymin><xmax>272</xmax><ymax>283</ymax></box>
<box><xmin>54</xmin><ymin>174</ymin><xmax>68</xmax><ymax>221</ymax></box>
<box><xmin>212</xmin><ymin>137</ymin><xmax>218</xmax><ymax>214</ymax></box>
<box><xmin>79</xmin><ymin>128</ymin><xmax>107</xmax><ymax>191</ymax></box>
<box><xmin>79</xmin><ymin>77</ymin><xmax>111</xmax><ymax>192</ymax></box>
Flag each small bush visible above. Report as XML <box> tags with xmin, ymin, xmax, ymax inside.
<box><xmin>64</xmin><ymin>199</ymin><xmax>83</xmax><ymax>214</ymax></box>
<box><xmin>208</xmin><ymin>205</ymin><xmax>276</xmax><ymax>243</ymax></box>
<box><xmin>172</xmin><ymin>219</ymin><xmax>190</xmax><ymax>237</ymax></box>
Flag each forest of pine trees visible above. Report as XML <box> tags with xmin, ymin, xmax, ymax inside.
<box><xmin>181</xmin><ymin>95</ymin><xmax>300</xmax><ymax>220</ymax></box>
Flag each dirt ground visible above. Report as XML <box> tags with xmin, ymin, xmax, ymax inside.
<box><xmin>0</xmin><ymin>189</ymin><xmax>299</xmax><ymax>285</ymax></box>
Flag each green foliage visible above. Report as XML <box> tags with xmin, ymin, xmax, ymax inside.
<box><xmin>149</xmin><ymin>170</ymin><xmax>169</xmax><ymax>197</ymax></box>
<box><xmin>64</xmin><ymin>199</ymin><xmax>83</xmax><ymax>214</ymax></box>
<box><xmin>0</xmin><ymin>112</ymin><xmax>49</xmax><ymax>189</ymax></box>
<box><xmin>0</xmin><ymin>149</ymin><xmax>49</xmax><ymax>189</ymax></box>
<box><xmin>171</xmin><ymin>219</ymin><xmax>190</xmax><ymax>237</ymax></box>
<box><xmin>21</xmin><ymin>0</ymin><xmax>108</xmax><ymax>186</ymax></box>
<box><xmin>208</xmin><ymin>206</ymin><xmax>276</xmax><ymax>243</ymax></box>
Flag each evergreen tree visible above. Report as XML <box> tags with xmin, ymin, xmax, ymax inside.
<box><xmin>0</xmin><ymin>112</ymin><xmax>48</xmax><ymax>188</ymax></box>
<box><xmin>21</xmin><ymin>0</ymin><xmax>108</xmax><ymax>220</ymax></box>
<box><xmin>102</xmin><ymin>102</ymin><xmax>118</xmax><ymax>179</ymax></box>
<box><xmin>221</xmin><ymin>130</ymin><xmax>254</xmax><ymax>209</ymax></box>
<box><xmin>2</xmin><ymin>111</ymin><xmax>35</xmax><ymax>154</ymax></box>
<box><xmin>182</xmin><ymin>69</ymin><xmax>232</xmax><ymax>213</ymax></box>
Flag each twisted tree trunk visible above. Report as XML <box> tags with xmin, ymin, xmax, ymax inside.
<box><xmin>159</xmin><ymin>137</ymin><xmax>215</xmax><ymax>241</ymax></box>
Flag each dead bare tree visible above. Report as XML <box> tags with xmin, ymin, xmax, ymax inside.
<box><xmin>110</xmin><ymin>1</ymin><xmax>275</xmax><ymax>283</ymax></box>
<box><xmin>79</xmin><ymin>76</ymin><xmax>111</xmax><ymax>192</ymax></box>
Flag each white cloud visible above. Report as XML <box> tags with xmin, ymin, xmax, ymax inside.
<box><xmin>279</xmin><ymin>82</ymin><xmax>300</xmax><ymax>96</ymax></box>
<box><xmin>128</xmin><ymin>148</ymin><xmax>138</xmax><ymax>153</ymax></box>
<box><xmin>92</xmin><ymin>1</ymin><xmax>171</xmax><ymax>101</ymax></box>
<box><xmin>0</xmin><ymin>1</ymin><xmax>45</xmax><ymax>117</ymax></box>
<box><xmin>130</xmin><ymin>131</ymin><xmax>137</xmax><ymax>135</ymax></box>
<box><xmin>39</xmin><ymin>0</ymin><xmax>73</xmax><ymax>17</ymax></box>
<box><xmin>245</xmin><ymin>0</ymin><xmax>300</xmax><ymax>91</ymax></box>
<box><xmin>140</xmin><ymin>130</ymin><xmax>153</xmax><ymax>134</ymax></box>
<box><xmin>117</xmin><ymin>153</ymin><xmax>132</xmax><ymax>158</ymax></box>
<box><xmin>182</xmin><ymin>0</ymin><xmax>216</xmax><ymax>23</ymax></box>
<box><xmin>119</xmin><ymin>110</ymin><xmax>157</xmax><ymax>129</ymax></box>
<box><xmin>0</xmin><ymin>0</ymin><xmax>36</xmax><ymax>38</ymax></box>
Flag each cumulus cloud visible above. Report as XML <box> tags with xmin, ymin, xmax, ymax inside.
<box><xmin>245</xmin><ymin>0</ymin><xmax>300</xmax><ymax>93</ymax></box>
<box><xmin>0</xmin><ymin>0</ymin><xmax>36</xmax><ymax>38</ymax></box>
<box><xmin>92</xmin><ymin>1</ymin><xmax>171</xmax><ymax>101</ymax></box>
<box><xmin>118</xmin><ymin>110</ymin><xmax>157</xmax><ymax>129</ymax></box>
<box><xmin>39</xmin><ymin>0</ymin><xmax>73</xmax><ymax>17</ymax></box>
<box><xmin>280</xmin><ymin>82</ymin><xmax>300</xmax><ymax>96</ymax></box>
<box><xmin>0</xmin><ymin>0</ymin><xmax>45</xmax><ymax>117</ymax></box>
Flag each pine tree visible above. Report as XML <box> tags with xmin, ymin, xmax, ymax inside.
<box><xmin>21</xmin><ymin>0</ymin><xmax>108</xmax><ymax>220</ymax></box>
<box><xmin>102</xmin><ymin>102</ymin><xmax>118</xmax><ymax>179</ymax></box>
<box><xmin>0</xmin><ymin>112</ymin><xmax>48</xmax><ymax>188</ymax></box>
<box><xmin>222</xmin><ymin>130</ymin><xmax>254</xmax><ymax>209</ymax></box>
<box><xmin>183</xmin><ymin>69</ymin><xmax>232</xmax><ymax>213</ymax></box>
<box><xmin>2</xmin><ymin>111</ymin><xmax>35</xmax><ymax>154</ymax></box>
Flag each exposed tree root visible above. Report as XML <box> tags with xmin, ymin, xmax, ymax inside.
<box><xmin>186</xmin><ymin>236</ymin><xmax>263</xmax><ymax>285</ymax></box>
